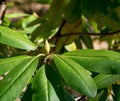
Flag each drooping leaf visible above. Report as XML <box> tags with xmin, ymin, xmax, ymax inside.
<box><xmin>94</xmin><ymin>74</ymin><xmax>120</xmax><ymax>89</ymax></box>
<box><xmin>45</xmin><ymin>64</ymin><xmax>65</xmax><ymax>101</ymax></box>
<box><xmin>32</xmin><ymin>65</ymin><xmax>60</xmax><ymax>101</ymax></box>
<box><xmin>75</xmin><ymin>38</ymin><xmax>82</xmax><ymax>49</ymax></box>
<box><xmin>0</xmin><ymin>26</ymin><xmax>36</xmax><ymax>50</ymax></box>
<box><xmin>0</xmin><ymin>55</ymin><xmax>31</xmax><ymax>75</ymax></box>
<box><xmin>80</xmin><ymin>36</ymin><xmax>93</xmax><ymax>49</ymax></box>
<box><xmin>0</xmin><ymin>56</ymin><xmax>39</xmax><ymax>101</ymax></box>
<box><xmin>63</xmin><ymin>49</ymin><xmax>120</xmax><ymax>74</ymax></box>
<box><xmin>54</xmin><ymin>55</ymin><xmax>97</xmax><ymax>97</ymax></box>
<box><xmin>31</xmin><ymin>0</ymin><xmax>67</xmax><ymax>40</ymax></box>
<box><xmin>88</xmin><ymin>90</ymin><xmax>104</xmax><ymax>101</ymax></box>
<box><xmin>46</xmin><ymin>64</ymin><xmax>76</xmax><ymax>101</ymax></box>
<box><xmin>64</xmin><ymin>0</ymin><xmax>82</xmax><ymax>22</ymax></box>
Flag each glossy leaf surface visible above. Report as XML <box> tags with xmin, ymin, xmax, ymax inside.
<box><xmin>94</xmin><ymin>74</ymin><xmax>120</xmax><ymax>89</ymax></box>
<box><xmin>0</xmin><ymin>26</ymin><xmax>36</xmax><ymax>50</ymax></box>
<box><xmin>32</xmin><ymin>65</ymin><xmax>60</xmax><ymax>101</ymax></box>
<box><xmin>0</xmin><ymin>55</ymin><xmax>31</xmax><ymax>75</ymax></box>
<box><xmin>0</xmin><ymin>56</ymin><xmax>39</xmax><ymax>101</ymax></box>
<box><xmin>63</xmin><ymin>49</ymin><xmax>120</xmax><ymax>74</ymax></box>
<box><xmin>45</xmin><ymin>64</ymin><xmax>65</xmax><ymax>101</ymax></box>
<box><xmin>54</xmin><ymin>55</ymin><xmax>97</xmax><ymax>97</ymax></box>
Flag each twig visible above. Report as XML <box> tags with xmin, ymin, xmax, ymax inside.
<box><xmin>60</xmin><ymin>29</ymin><xmax>120</xmax><ymax>37</ymax></box>
<box><xmin>56</xmin><ymin>19</ymin><xmax>66</xmax><ymax>37</ymax></box>
<box><xmin>52</xmin><ymin>19</ymin><xmax>66</xmax><ymax>53</ymax></box>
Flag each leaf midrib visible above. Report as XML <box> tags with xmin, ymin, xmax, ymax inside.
<box><xmin>58</xmin><ymin>56</ymin><xmax>92</xmax><ymax>95</ymax></box>
<box><xmin>0</xmin><ymin>56</ymin><xmax>30</xmax><ymax>65</ymax></box>
<box><xmin>63</xmin><ymin>55</ymin><xmax>120</xmax><ymax>61</ymax></box>
<box><xmin>0</xmin><ymin>56</ymin><xmax>37</xmax><ymax>97</ymax></box>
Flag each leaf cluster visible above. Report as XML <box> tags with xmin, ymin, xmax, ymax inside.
<box><xmin>0</xmin><ymin>0</ymin><xmax>120</xmax><ymax>101</ymax></box>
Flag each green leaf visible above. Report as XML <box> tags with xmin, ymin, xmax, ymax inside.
<box><xmin>0</xmin><ymin>26</ymin><xmax>36</xmax><ymax>50</ymax></box>
<box><xmin>46</xmin><ymin>64</ymin><xmax>76</xmax><ymax>101</ymax></box>
<box><xmin>63</xmin><ymin>49</ymin><xmax>120</xmax><ymax>74</ymax></box>
<box><xmin>80</xmin><ymin>36</ymin><xmax>93</xmax><ymax>49</ymax></box>
<box><xmin>54</xmin><ymin>55</ymin><xmax>97</xmax><ymax>97</ymax></box>
<box><xmin>81</xmin><ymin>0</ymin><xmax>109</xmax><ymax>17</ymax></box>
<box><xmin>0</xmin><ymin>56</ymin><xmax>39</xmax><ymax>101</ymax></box>
<box><xmin>0</xmin><ymin>55</ymin><xmax>31</xmax><ymax>75</ymax></box>
<box><xmin>32</xmin><ymin>65</ymin><xmax>60</xmax><ymax>101</ymax></box>
<box><xmin>81</xmin><ymin>0</ymin><xmax>120</xmax><ymax>31</ymax></box>
<box><xmin>5</xmin><ymin>13</ymin><xmax>29</xmax><ymax>18</ymax></box>
<box><xmin>22</xmin><ymin>15</ymin><xmax>38</xmax><ymax>34</ymax></box>
<box><xmin>64</xmin><ymin>0</ymin><xmax>82</xmax><ymax>22</ymax></box>
<box><xmin>31</xmin><ymin>0</ymin><xmax>68</xmax><ymax>40</ymax></box>
<box><xmin>22</xmin><ymin>84</ymin><xmax>32</xmax><ymax>101</ymax></box>
<box><xmin>99</xmin><ymin>89</ymin><xmax>108</xmax><ymax>101</ymax></box>
<box><xmin>64</xmin><ymin>90</ymin><xmax>75</xmax><ymax>101</ymax></box>
<box><xmin>94</xmin><ymin>74</ymin><xmax>120</xmax><ymax>89</ymax></box>
<box><xmin>45</xmin><ymin>64</ymin><xmax>65</xmax><ymax>101</ymax></box>
<box><xmin>113</xmin><ymin>85</ymin><xmax>120</xmax><ymax>101</ymax></box>
<box><xmin>75</xmin><ymin>38</ymin><xmax>82</xmax><ymax>49</ymax></box>
<box><xmin>88</xmin><ymin>90</ymin><xmax>104</xmax><ymax>101</ymax></box>
<box><xmin>37</xmin><ymin>0</ymin><xmax>53</xmax><ymax>4</ymax></box>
